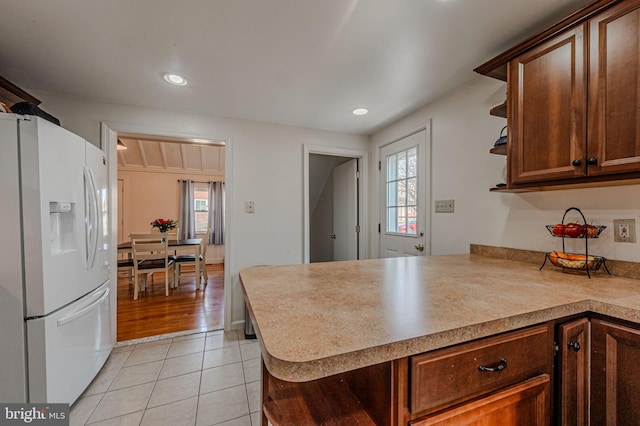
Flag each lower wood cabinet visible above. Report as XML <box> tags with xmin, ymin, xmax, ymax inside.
<box><xmin>408</xmin><ymin>324</ymin><xmax>553</xmax><ymax>425</ymax></box>
<box><xmin>557</xmin><ymin>316</ymin><xmax>640</xmax><ymax>426</ymax></box>
<box><xmin>591</xmin><ymin>318</ymin><xmax>640</xmax><ymax>425</ymax></box>
<box><xmin>557</xmin><ymin>317</ymin><xmax>590</xmax><ymax>425</ymax></box>
<box><xmin>411</xmin><ymin>374</ymin><xmax>550</xmax><ymax>426</ymax></box>
<box><xmin>259</xmin><ymin>317</ymin><xmax>640</xmax><ymax>426</ymax></box>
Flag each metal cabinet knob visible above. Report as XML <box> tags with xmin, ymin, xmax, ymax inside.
<box><xmin>572</xmin><ymin>159</ymin><xmax>582</xmax><ymax>167</ymax></box>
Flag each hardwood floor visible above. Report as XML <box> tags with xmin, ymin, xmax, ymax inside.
<box><xmin>116</xmin><ymin>263</ymin><xmax>224</xmax><ymax>342</ymax></box>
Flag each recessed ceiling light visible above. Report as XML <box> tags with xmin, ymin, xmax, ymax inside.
<box><xmin>163</xmin><ymin>73</ymin><xmax>187</xmax><ymax>86</ymax></box>
<box><xmin>352</xmin><ymin>108</ymin><xmax>369</xmax><ymax>116</ymax></box>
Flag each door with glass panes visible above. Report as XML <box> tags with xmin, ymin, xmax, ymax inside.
<box><xmin>379</xmin><ymin>129</ymin><xmax>428</xmax><ymax>257</ymax></box>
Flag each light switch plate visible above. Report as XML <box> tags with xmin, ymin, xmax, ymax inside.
<box><xmin>435</xmin><ymin>199</ymin><xmax>455</xmax><ymax>213</ymax></box>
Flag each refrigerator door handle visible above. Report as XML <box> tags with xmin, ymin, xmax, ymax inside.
<box><xmin>57</xmin><ymin>287</ymin><xmax>109</xmax><ymax>327</ymax></box>
<box><xmin>83</xmin><ymin>166</ymin><xmax>99</xmax><ymax>268</ymax></box>
<box><xmin>88</xmin><ymin>168</ymin><xmax>100</xmax><ymax>268</ymax></box>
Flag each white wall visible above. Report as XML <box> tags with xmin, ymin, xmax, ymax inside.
<box><xmin>370</xmin><ymin>76</ymin><xmax>640</xmax><ymax>263</ymax></box>
<box><xmin>33</xmin><ymin>91</ymin><xmax>369</xmax><ymax>329</ymax></box>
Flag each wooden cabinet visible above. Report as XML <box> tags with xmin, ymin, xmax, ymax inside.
<box><xmin>556</xmin><ymin>316</ymin><xmax>640</xmax><ymax>425</ymax></box>
<box><xmin>260</xmin><ymin>324</ymin><xmax>554</xmax><ymax>426</ymax></box>
<box><xmin>556</xmin><ymin>318</ymin><xmax>590</xmax><ymax>426</ymax></box>
<box><xmin>411</xmin><ymin>375</ymin><xmax>550</xmax><ymax>426</ymax></box>
<box><xmin>409</xmin><ymin>324</ymin><xmax>553</xmax><ymax>425</ymax></box>
<box><xmin>259</xmin><ymin>317</ymin><xmax>640</xmax><ymax>426</ymax></box>
<box><xmin>588</xmin><ymin>0</ymin><xmax>640</xmax><ymax>176</ymax></box>
<box><xmin>591</xmin><ymin>318</ymin><xmax>640</xmax><ymax>425</ymax></box>
<box><xmin>477</xmin><ymin>0</ymin><xmax>640</xmax><ymax>190</ymax></box>
<box><xmin>508</xmin><ymin>25</ymin><xmax>587</xmax><ymax>185</ymax></box>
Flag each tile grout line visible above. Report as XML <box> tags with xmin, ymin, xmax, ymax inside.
<box><xmin>194</xmin><ymin>332</ymin><xmax>207</xmax><ymax>426</ymax></box>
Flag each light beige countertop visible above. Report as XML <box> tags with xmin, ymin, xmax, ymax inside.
<box><xmin>239</xmin><ymin>254</ymin><xmax>640</xmax><ymax>383</ymax></box>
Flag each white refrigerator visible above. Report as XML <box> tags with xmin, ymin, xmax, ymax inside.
<box><xmin>0</xmin><ymin>114</ymin><xmax>112</xmax><ymax>404</ymax></box>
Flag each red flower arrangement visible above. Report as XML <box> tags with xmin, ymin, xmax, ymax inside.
<box><xmin>150</xmin><ymin>218</ymin><xmax>178</xmax><ymax>233</ymax></box>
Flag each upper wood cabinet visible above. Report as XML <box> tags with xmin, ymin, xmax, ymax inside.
<box><xmin>477</xmin><ymin>0</ymin><xmax>640</xmax><ymax>190</ymax></box>
<box><xmin>509</xmin><ymin>25</ymin><xmax>587</xmax><ymax>185</ymax></box>
<box><xmin>588</xmin><ymin>0</ymin><xmax>640</xmax><ymax>175</ymax></box>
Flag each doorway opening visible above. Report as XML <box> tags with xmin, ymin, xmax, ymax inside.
<box><xmin>103</xmin><ymin>125</ymin><xmax>231</xmax><ymax>343</ymax></box>
<box><xmin>304</xmin><ymin>145</ymin><xmax>368</xmax><ymax>263</ymax></box>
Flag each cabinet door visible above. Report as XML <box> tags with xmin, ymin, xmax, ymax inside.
<box><xmin>411</xmin><ymin>374</ymin><xmax>550</xmax><ymax>426</ymax></box>
<box><xmin>509</xmin><ymin>25</ymin><xmax>587</xmax><ymax>184</ymax></box>
<box><xmin>557</xmin><ymin>318</ymin><xmax>590</xmax><ymax>426</ymax></box>
<box><xmin>591</xmin><ymin>319</ymin><xmax>640</xmax><ymax>425</ymax></box>
<box><xmin>588</xmin><ymin>0</ymin><xmax>640</xmax><ymax>176</ymax></box>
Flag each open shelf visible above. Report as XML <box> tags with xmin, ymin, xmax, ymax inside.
<box><xmin>489</xmin><ymin>101</ymin><xmax>507</xmax><ymax>118</ymax></box>
<box><xmin>264</xmin><ymin>374</ymin><xmax>377</xmax><ymax>425</ymax></box>
<box><xmin>262</xmin><ymin>360</ymin><xmax>392</xmax><ymax>426</ymax></box>
<box><xmin>490</xmin><ymin>145</ymin><xmax>507</xmax><ymax>155</ymax></box>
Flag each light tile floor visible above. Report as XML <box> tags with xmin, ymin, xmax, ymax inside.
<box><xmin>70</xmin><ymin>330</ymin><xmax>262</xmax><ymax>426</ymax></box>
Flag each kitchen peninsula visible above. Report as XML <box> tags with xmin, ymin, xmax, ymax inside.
<box><xmin>240</xmin><ymin>249</ymin><xmax>640</xmax><ymax>425</ymax></box>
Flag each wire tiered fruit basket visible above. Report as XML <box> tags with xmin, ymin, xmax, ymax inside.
<box><xmin>540</xmin><ymin>207</ymin><xmax>610</xmax><ymax>278</ymax></box>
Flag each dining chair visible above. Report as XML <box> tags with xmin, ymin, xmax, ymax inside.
<box><xmin>131</xmin><ymin>233</ymin><xmax>175</xmax><ymax>300</ymax></box>
<box><xmin>147</xmin><ymin>227</ymin><xmax>179</xmax><ymax>285</ymax></box>
<box><xmin>117</xmin><ymin>257</ymin><xmax>135</xmax><ymax>285</ymax></box>
<box><xmin>167</xmin><ymin>227</ymin><xmax>179</xmax><ymax>242</ymax></box>
<box><xmin>173</xmin><ymin>228</ymin><xmax>210</xmax><ymax>287</ymax></box>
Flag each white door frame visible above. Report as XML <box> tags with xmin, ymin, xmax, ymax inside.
<box><xmin>375</xmin><ymin>121</ymin><xmax>432</xmax><ymax>258</ymax></box>
<box><xmin>101</xmin><ymin>122</ymin><xmax>234</xmax><ymax>332</ymax></box>
<box><xmin>303</xmin><ymin>145</ymin><xmax>369</xmax><ymax>263</ymax></box>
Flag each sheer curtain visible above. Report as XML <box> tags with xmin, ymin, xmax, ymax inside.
<box><xmin>208</xmin><ymin>181</ymin><xmax>225</xmax><ymax>244</ymax></box>
<box><xmin>178</xmin><ymin>180</ymin><xmax>196</xmax><ymax>239</ymax></box>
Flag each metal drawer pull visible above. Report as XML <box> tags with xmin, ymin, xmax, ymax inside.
<box><xmin>478</xmin><ymin>358</ymin><xmax>508</xmax><ymax>372</ymax></box>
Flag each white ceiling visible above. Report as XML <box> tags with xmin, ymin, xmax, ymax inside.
<box><xmin>0</xmin><ymin>0</ymin><xmax>591</xmax><ymax>135</ymax></box>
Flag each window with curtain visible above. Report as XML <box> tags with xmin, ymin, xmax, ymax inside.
<box><xmin>194</xmin><ymin>182</ymin><xmax>209</xmax><ymax>233</ymax></box>
<box><xmin>178</xmin><ymin>180</ymin><xmax>196</xmax><ymax>239</ymax></box>
<box><xmin>208</xmin><ymin>181</ymin><xmax>225</xmax><ymax>245</ymax></box>
<box><xmin>179</xmin><ymin>180</ymin><xmax>224</xmax><ymax>243</ymax></box>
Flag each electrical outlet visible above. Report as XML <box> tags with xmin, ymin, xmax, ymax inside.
<box><xmin>434</xmin><ymin>199</ymin><xmax>455</xmax><ymax>213</ymax></box>
<box><xmin>245</xmin><ymin>201</ymin><xmax>255</xmax><ymax>214</ymax></box>
<box><xmin>613</xmin><ymin>219</ymin><xmax>636</xmax><ymax>243</ymax></box>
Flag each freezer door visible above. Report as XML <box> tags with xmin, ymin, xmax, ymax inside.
<box><xmin>27</xmin><ymin>281</ymin><xmax>111</xmax><ymax>404</ymax></box>
<box><xmin>20</xmin><ymin>118</ymin><xmax>101</xmax><ymax>316</ymax></box>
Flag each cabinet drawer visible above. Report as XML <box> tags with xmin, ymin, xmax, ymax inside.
<box><xmin>410</xmin><ymin>324</ymin><xmax>552</xmax><ymax>414</ymax></box>
<box><xmin>410</xmin><ymin>374</ymin><xmax>550</xmax><ymax>426</ymax></box>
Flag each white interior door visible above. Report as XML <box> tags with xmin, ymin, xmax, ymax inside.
<box><xmin>333</xmin><ymin>158</ymin><xmax>358</xmax><ymax>260</ymax></box>
<box><xmin>379</xmin><ymin>129</ymin><xmax>428</xmax><ymax>257</ymax></box>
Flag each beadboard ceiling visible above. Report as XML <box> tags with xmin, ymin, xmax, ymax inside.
<box><xmin>117</xmin><ymin>136</ymin><xmax>225</xmax><ymax>175</ymax></box>
<box><xmin>0</xmin><ymin>0</ymin><xmax>591</xmax><ymax>134</ymax></box>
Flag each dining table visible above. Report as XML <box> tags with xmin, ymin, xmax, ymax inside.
<box><xmin>118</xmin><ymin>238</ymin><xmax>204</xmax><ymax>290</ymax></box>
